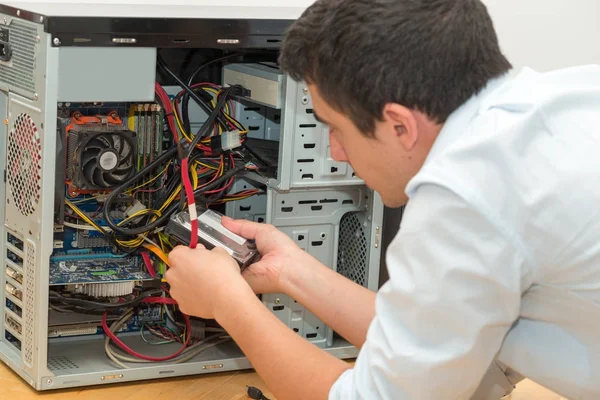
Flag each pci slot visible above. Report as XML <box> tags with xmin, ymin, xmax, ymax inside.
<box><xmin>4</xmin><ymin>313</ymin><xmax>23</xmax><ymax>339</ymax></box>
<box><xmin>5</xmin><ymin>292</ymin><xmax>23</xmax><ymax>310</ymax></box>
<box><xmin>5</xmin><ymin>298</ymin><xmax>22</xmax><ymax>318</ymax></box>
<box><xmin>5</xmin><ymin>279</ymin><xmax>23</xmax><ymax>301</ymax></box>
<box><xmin>5</xmin><ymin>331</ymin><xmax>21</xmax><ymax>350</ymax></box>
<box><xmin>5</xmin><ymin>265</ymin><xmax>23</xmax><ymax>284</ymax></box>
<box><xmin>6</xmin><ymin>232</ymin><xmax>24</xmax><ymax>252</ymax></box>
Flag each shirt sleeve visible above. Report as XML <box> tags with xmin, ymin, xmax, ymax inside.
<box><xmin>330</xmin><ymin>182</ymin><xmax>527</xmax><ymax>399</ymax></box>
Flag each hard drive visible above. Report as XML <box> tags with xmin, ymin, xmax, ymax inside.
<box><xmin>166</xmin><ymin>208</ymin><xmax>259</xmax><ymax>271</ymax></box>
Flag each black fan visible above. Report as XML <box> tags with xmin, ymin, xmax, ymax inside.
<box><xmin>78</xmin><ymin>131</ymin><xmax>135</xmax><ymax>189</ymax></box>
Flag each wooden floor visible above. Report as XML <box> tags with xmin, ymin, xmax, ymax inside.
<box><xmin>1</xmin><ymin>360</ymin><xmax>566</xmax><ymax>400</ymax></box>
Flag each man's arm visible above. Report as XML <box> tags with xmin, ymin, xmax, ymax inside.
<box><xmin>330</xmin><ymin>183</ymin><xmax>526</xmax><ymax>399</ymax></box>
<box><xmin>168</xmin><ymin>181</ymin><xmax>526</xmax><ymax>400</ymax></box>
<box><xmin>281</xmin><ymin>252</ymin><xmax>376</xmax><ymax>348</ymax></box>
<box><xmin>214</xmin><ymin>281</ymin><xmax>351</xmax><ymax>400</ymax></box>
<box><xmin>224</xmin><ymin>218</ymin><xmax>376</xmax><ymax>349</ymax></box>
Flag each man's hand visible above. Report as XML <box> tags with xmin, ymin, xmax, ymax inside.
<box><xmin>221</xmin><ymin>216</ymin><xmax>309</xmax><ymax>294</ymax></box>
<box><xmin>165</xmin><ymin>245</ymin><xmax>247</xmax><ymax>319</ymax></box>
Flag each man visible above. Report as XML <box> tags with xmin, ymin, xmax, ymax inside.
<box><xmin>165</xmin><ymin>0</ymin><xmax>600</xmax><ymax>398</ymax></box>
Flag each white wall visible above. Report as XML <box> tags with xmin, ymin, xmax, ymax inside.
<box><xmin>482</xmin><ymin>0</ymin><xmax>599</xmax><ymax>71</ymax></box>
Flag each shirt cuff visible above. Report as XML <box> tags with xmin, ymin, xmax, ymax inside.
<box><xmin>329</xmin><ymin>368</ymin><xmax>356</xmax><ymax>400</ymax></box>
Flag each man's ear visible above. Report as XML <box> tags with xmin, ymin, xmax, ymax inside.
<box><xmin>382</xmin><ymin>103</ymin><xmax>418</xmax><ymax>151</ymax></box>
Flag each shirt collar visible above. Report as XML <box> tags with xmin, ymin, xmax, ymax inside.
<box><xmin>424</xmin><ymin>71</ymin><xmax>513</xmax><ymax>162</ymax></box>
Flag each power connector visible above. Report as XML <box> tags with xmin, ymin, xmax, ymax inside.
<box><xmin>210</xmin><ymin>130</ymin><xmax>242</xmax><ymax>153</ymax></box>
<box><xmin>246</xmin><ymin>385</ymin><xmax>270</xmax><ymax>400</ymax></box>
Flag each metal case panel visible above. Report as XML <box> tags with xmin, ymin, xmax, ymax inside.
<box><xmin>0</xmin><ymin>17</ymin><xmax>44</xmax><ymax>101</ymax></box>
<box><xmin>277</xmin><ymin>77</ymin><xmax>364</xmax><ymax>190</ymax></box>
<box><xmin>5</xmin><ymin>94</ymin><xmax>44</xmax><ymax>236</ymax></box>
<box><xmin>223</xmin><ymin>63</ymin><xmax>284</xmax><ymax>109</ymax></box>
<box><xmin>224</xmin><ymin>179</ymin><xmax>267</xmax><ymax>222</ymax></box>
<box><xmin>0</xmin><ymin>20</ymin><xmax>57</xmax><ymax>389</ymax></box>
<box><xmin>57</xmin><ymin>47</ymin><xmax>157</xmax><ymax>102</ymax></box>
<box><xmin>265</xmin><ymin>186</ymin><xmax>383</xmax><ymax>347</ymax></box>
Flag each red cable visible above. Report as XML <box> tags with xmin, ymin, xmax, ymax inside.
<box><xmin>154</xmin><ymin>83</ymin><xmax>178</xmax><ymax>143</ymax></box>
<box><xmin>102</xmin><ymin>297</ymin><xmax>191</xmax><ymax>362</ymax></box>
<box><xmin>141</xmin><ymin>252</ymin><xmax>157</xmax><ymax>277</ymax></box>
<box><xmin>203</xmin><ymin>154</ymin><xmax>236</xmax><ymax>194</ymax></box>
<box><xmin>180</xmin><ymin>158</ymin><xmax>198</xmax><ymax>248</ymax></box>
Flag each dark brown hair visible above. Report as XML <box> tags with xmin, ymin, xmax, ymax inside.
<box><xmin>279</xmin><ymin>0</ymin><xmax>512</xmax><ymax>135</ymax></box>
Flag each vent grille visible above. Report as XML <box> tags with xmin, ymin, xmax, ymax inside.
<box><xmin>48</xmin><ymin>356</ymin><xmax>80</xmax><ymax>371</ymax></box>
<box><xmin>0</xmin><ymin>19</ymin><xmax>37</xmax><ymax>96</ymax></box>
<box><xmin>337</xmin><ymin>213</ymin><xmax>368</xmax><ymax>287</ymax></box>
<box><xmin>22</xmin><ymin>240</ymin><xmax>36</xmax><ymax>367</ymax></box>
<box><xmin>7</xmin><ymin>113</ymin><xmax>42</xmax><ymax>216</ymax></box>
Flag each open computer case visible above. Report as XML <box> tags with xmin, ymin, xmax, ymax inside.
<box><xmin>0</xmin><ymin>1</ymin><xmax>384</xmax><ymax>390</ymax></box>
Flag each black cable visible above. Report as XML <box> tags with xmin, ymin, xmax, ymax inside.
<box><xmin>160</xmin><ymin>54</ymin><xmax>243</xmax><ymax>158</ymax></box>
<box><xmin>193</xmin><ymin>164</ymin><xmax>246</xmax><ymax>202</ymax></box>
<box><xmin>181</xmin><ymin>52</ymin><xmax>242</xmax><ymax>133</ymax></box>
<box><xmin>186</xmin><ymin>53</ymin><xmax>242</xmax><ymax>87</ymax></box>
<box><xmin>155</xmin><ymin>173</ymin><xmax>181</xmax><ymax>210</ymax></box>
<box><xmin>103</xmin><ymin>146</ymin><xmax>179</xmax><ymax>236</ymax></box>
<box><xmin>177</xmin><ymin>84</ymin><xmax>229</xmax><ymax>133</ymax></box>
<box><xmin>157</xmin><ymin>54</ymin><xmax>218</xmax><ymax>122</ymax></box>
<box><xmin>246</xmin><ymin>385</ymin><xmax>270</xmax><ymax>400</ymax></box>
<box><xmin>186</xmin><ymin>86</ymin><xmax>238</xmax><ymax>158</ymax></box>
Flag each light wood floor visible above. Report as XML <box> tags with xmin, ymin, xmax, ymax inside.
<box><xmin>1</xmin><ymin>360</ymin><xmax>565</xmax><ymax>400</ymax></box>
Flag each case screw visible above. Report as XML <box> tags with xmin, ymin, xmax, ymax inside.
<box><xmin>302</xmin><ymin>88</ymin><xmax>309</xmax><ymax>94</ymax></box>
<box><xmin>36</xmin><ymin>35</ymin><xmax>40</xmax><ymax>43</ymax></box>
<box><xmin>34</xmin><ymin>93</ymin><xmax>38</xmax><ymax>101</ymax></box>
<box><xmin>16</xmin><ymin>10</ymin><xmax>20</xmax><ymax>17</ymax></box>
<box><xmin>53</xmin><ymin>38</ymin><xmax>61</xmax><ymax>46</ymax></box>
<box><xmin>39</xmin><ymin>16</ymin><xmax>44</xmax><ymax>23</ymax></box>
<box><xmin>275</xmin><ymin>298</ymin><xmax>281</xmax><ymax>304</ymax></box>
<box><xmin>46</xmin><ymin>378</ymin><xmax>53</xmax><ymax>385</ymax></box>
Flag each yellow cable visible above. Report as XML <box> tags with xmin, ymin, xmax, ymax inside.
<box><xmin>159</xmin><ymin>185</ymin><xmax>181</xmax><ymax>213</ymax></box>
<box><xmin>195</xmin><ymin>161</ymin><xmax>219</xmax><ymax>170</ymax></box>
<box><xmin>191</xmin><ymin>161</ymin><xmax>199</xmax><ymax>190</ymax></box>
<box><xmin>117</xmin><ymin>209</ymin><xmax>162</xmax><ymax>227</ymax></box>
<box><xmin>64</xmin><ymin>200</ymin><xmax>105</xmax><ymax>233</ymax></box>
<box><xmin>127</xmin><ymin>161</ymin><xmax>171</xmax><ymax>193</ymax></box>
<box><xmin>142</xmin><ymin>243</ymin><xmax>170</xmax><ymax>267</ymax></box>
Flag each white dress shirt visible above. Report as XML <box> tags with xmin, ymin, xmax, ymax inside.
<box><xmin>330</xmin><ymin>65</ymin><xmax>600</xmax><ymax>399</ymax></box>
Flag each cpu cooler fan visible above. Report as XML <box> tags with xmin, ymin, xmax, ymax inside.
<box><xmin>66</xmin><ymin>111</ymin><xmax>136</xmax><ymax>195</ymax></box>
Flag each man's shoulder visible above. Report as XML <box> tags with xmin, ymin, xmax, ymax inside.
<box><xmin>481</xmin><ymin>64</ymin><xmax>600</xmax><ymax>115</ymax></box>
<box><xmin>407</xmin><ymin>64</ymin><xmax>600</xmax><ymax>206</ymax></box>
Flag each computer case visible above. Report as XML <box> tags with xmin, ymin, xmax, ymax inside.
<box><xmin>0</xmin><ymin>2</ymin><xmax>384</xmax><ymax>390</ymax></box>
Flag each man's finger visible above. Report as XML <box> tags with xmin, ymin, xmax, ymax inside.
<box><xmin>211</xmin><ymin>246</ymin><xmax>230</xmax><ymax>256</ymax></box>
<box><xmin>191</xmin><ymin>243</ymin><xmax>206</xmax><ymax>251</ymax></box>
<box><xmin>222</xmin><ymin>216</ymin><xmax>267</xmax><ymax>240</ymax></box>
<box><xmin>167</xmin><ymin>245</ymin><xmax>188</xmax><ymax>267</ymax></box>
